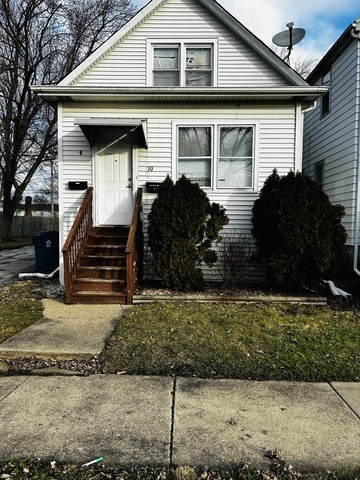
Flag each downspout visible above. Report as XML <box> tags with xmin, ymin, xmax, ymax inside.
<box><xmin>19</xmin><ymin>267</ymin><xmax>59</xmax><ymax>280</ymax></box>
<box><xmin>352</xmin><ymin>20</ymin><xmax>360</xmax><ymax>276</ymax></box>
<box><xmin>295</xmin><ymin>101</ymin><xmax>303</xmax><ymax>172</ymax></box>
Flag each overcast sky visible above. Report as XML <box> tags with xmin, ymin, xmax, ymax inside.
<box><xmin>134</xmin><ymin>0</ymin><xmax>359</xmax><ymax>64</ymax></box>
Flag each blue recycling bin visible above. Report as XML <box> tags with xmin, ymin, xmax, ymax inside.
<box><xmin>33</xmin><ymin>231</ymin><xmax>59</xmax><ymax>274</ymax></box>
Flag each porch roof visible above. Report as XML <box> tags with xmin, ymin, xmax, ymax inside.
<box><xmin>74</xmin><ymin>117</ymin><xmax>148</xmax><ymax>149</ymax></box>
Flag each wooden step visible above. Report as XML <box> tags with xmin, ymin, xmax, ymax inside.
<box><xmin>76</xmin><ymin>266</ymin><xmax>126</xmax><ymax>279</ymax></box>
<box><xmin>79</xmin><ymin>255</ymin><xmax>126</xmax><ymax>267</ymax></box>
<box><xmin>83</xmin><ymin>245</ymin><xmax>126</xmax><ymax>256</ymax></box>
<box><xmin>70</xmin><ymin>290</ymin><xmax>127</xmax><ymax>304</ymax></box>
<box><xmin>87</xmin><ymin>227</ymin><xmax>129</xmax><ymax>246</ymax></box>
<box><xmin>72</xmin><ymin>278</ymin><xmax>126</xmax><ymax>293</ymax></box>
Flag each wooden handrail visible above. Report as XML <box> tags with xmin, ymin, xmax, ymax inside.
<box><xmin>62</xmin><ymin>187</ymin><xmax>93</xmax><ymax>303</ymax></box>
<box><xmin>126</xmin><ymin>188</ymin><xmax>143</xmax><ymax>304</ymax></box>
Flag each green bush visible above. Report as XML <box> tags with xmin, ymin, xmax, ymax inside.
<box><xmin>148</xmin><ymin>175</ymin><xmax>229</xmax><ymax>291</ymax></box>
<box><xmin>251</xmin><ymin>170</ymin><xmax>347</xmax><ymax>290</ymax></box>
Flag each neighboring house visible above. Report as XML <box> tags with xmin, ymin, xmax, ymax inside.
<box><xmin>303</xmin><ymin>18</ymin><xmax>360</xmax><ymax>276</ymax></box>
<box><xmin>33</xmin><ymin>0</ymin><xmax>325</xmax><ymax>304</ymax></box>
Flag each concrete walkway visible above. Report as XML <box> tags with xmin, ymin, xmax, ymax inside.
<box><xmin>0</xmin><ymin>298</ymin><xmax>359</xmax><ymax>470</ymax></box>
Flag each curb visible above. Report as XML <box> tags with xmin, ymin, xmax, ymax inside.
<box><xmin>133</xmin><ymin>295</ymin><xmax>328</xmax><ymax>305</ymax></box>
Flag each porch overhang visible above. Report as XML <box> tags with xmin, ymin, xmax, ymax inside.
<box><xmin>74</xmin><ymin>117</ymin><xmax>148</xmax><ymax>149</ymax></box>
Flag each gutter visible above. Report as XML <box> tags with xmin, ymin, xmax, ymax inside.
<box><xmin>31</xmin><ymin>85</ymin><xmax>328</xmax><ymax>106</ymax></box>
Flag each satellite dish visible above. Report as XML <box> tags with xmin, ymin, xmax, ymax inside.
<box><xmin>272</xmin><ymin>22</ymin><xmax>306</xmax><ymax>63</ymax></box>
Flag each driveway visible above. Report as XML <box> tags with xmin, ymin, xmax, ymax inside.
<box><xmin>0</xmin><ymin>246</ymin><xmax>36</xmax><ymax>288</ymax></box>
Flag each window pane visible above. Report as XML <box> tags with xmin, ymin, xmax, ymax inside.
<box><xmin>178</xmin><ymin>158</ymin><xmax>211</xmax><ymax>186</ymax></box>
<box><xmin>178</xmin><ymin>127</ymin><xmax>212</xmax><ymax>187</ymax></box>
<box><xmin>179</xmin><ymin>127</ymin><xmax>211</xmax><ymax>157</ymax></box>
<box><xmin>186</xmin><ymin>71</ymin><xmax>211</xmax><ymax>86</ymax></box>
<box><xmin>186</xmin><ymin>48</ymin><xmax>211</xmax><ymax>70</ymax></box>
<box><xmin>218</xmin><ymin>158</ymin><xmax>252</xmax><ymax>188</ymax></box>
<box><xmin>220</xmin><ymin>127</ymin><xmax>253</xmax><ymax>157</ymax></box>
<box><xmin>154</xmin><ymin>71</ymin><xmax>179</xmax><ymax>86</ymax></box>
<box><xmin>154</xmin><ymin>47</ymin><xmax>178</xmax><ymax>69</ymax></box>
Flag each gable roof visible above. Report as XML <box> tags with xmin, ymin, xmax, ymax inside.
<box><xmin>58</xmin><ymin>0</ymin><xmax>308</xmax><ymax>87</ymax></box>
<box><xmin>307</xmin><ymin>18</ymin><xmax>360</xmax><ymax>84</ymax></box>
<box><xmin>32</xmin><ymin>0</ymin><xmax>328</xmax><ymax>108</ymax></box>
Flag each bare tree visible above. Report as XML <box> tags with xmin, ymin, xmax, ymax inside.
<box><xmin>272</xmin><ymin>45</ymin><xmax>318</xmax><ymax>79</ymax></box>
<box><xmin>0</xmin><ymin>0</ymin><xmax>137</xmax><ymax>239</ymax></box>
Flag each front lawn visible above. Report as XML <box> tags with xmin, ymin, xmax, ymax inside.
<box><xmin>101</xmin><ymin>301</ymin><xmax>360</xmax><ymax>382</ymax></box>
<box><xmin>0</xmin><ymin>281</ymin><xmax>43</xmax><ymax>344</ymax></box>
<box><xmin>1</xmin><ymin>279</ymin><xmax>359</xmax><ymax>382</ymax></box>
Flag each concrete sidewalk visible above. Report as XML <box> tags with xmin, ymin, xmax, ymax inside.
<box><xmin>0</xmin><ymin>299</ymin><xmax>359</xmax><ymax>470</ymax></box>
<box><xmin>0</xmin><ymin>375</ymin><xmax>359</xmax><ymax>470</ymax></box>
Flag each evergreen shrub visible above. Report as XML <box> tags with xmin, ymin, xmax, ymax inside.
<box><xmin>251</xmin><ymin>170</ymin><xmax>347</xmax><ymax>290</ymax></box>
<box><xmin>148</xmin><ymin>175</ymin><xmax>229</xmax><ymax>291</ymax></box>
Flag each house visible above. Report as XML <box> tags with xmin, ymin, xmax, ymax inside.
<box><xmin>33</xmin><ymin>0</ymin><xmax>325</xmax><ymax>304</ymax></box>
<box><xmin>303</xmin><ymin>18</ymin><xmax>360</xmax><ymax>276</ymax></box>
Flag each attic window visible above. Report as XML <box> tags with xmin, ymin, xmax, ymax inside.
<box><xmin>150</xmin><ymin>40</ymin><xmax>216</xmax><ymax>86</ymax></box>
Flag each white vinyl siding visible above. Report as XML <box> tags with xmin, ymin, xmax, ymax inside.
<box><xmin>303</xmin><ymin>40</ymin><xmax>360</xmax><ymax>245</ymax></box>
<box><xmin>59</xmin><ymin>102</ymin><xmax>297</xmax><ymax>281</ymax></box>
<box><xmin>73</xmin><ymin>0</ymin><xmax>288</xmax><ymax>87</ymax></box>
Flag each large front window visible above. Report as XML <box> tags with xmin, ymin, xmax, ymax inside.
<box><xmin>177</xmin><ymin>125</ymin><xmax>255</xmax><ymax>189</ymax></box>
<box><xmin>152</xmin><ymin>42</ymin><xmax>214</xmax><ymax>86</ymax></box>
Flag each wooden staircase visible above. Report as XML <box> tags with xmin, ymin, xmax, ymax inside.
<box><xmin>70</xmin><ymin>226</ymin><xmax>129</xmax><ymax>304</ymax></box>
<box><xmin>63</xmin><ymin>187</ymin><xmax>143</xmax><ymax>305</ymax></box>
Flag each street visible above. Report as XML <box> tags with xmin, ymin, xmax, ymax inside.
<box><xmin>0</xmin><ymin>246</ymin><xmax>36</xmax><ymax>288</ymax></box>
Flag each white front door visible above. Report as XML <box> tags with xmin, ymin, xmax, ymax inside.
<box><xmin>96</xmin><ymin>142</ymin><xmax>133</xmax><ymax>226</ymax></box>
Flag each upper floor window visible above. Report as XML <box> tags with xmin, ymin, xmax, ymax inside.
<box><xmin>154</xmin><ymin>46</ymin><xmax>179</xmax><ymax>86</ymax></box>
<box><xmin>150</xmin><ymin>40</ymin><xmax>216</xmax><ymax>86</ymax></box>
<box><xmin>321</xmin><ymin>71</ymin><xmax>331</xmax><ymax>116</ymax></box>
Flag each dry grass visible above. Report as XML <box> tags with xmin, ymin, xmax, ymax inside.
<box><xmin>0</xmin><ymin>281</ymin><xmax>43</xmax><ymax>344</ymax></box>
<box><xmin>102</xmin><ymin>301</ymin><xmax>360</xmax><ymax>382</ymax></box>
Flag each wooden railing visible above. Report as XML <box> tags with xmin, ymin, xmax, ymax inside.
<box><xmin>62</xmin><ymin>187</ymin><xmax>93</xmax><ymax>304</ymax></box>
<box><xmin>126</xmin><ymin>187</ymin><xmax>143</xmax><ymax>304</ymax></box>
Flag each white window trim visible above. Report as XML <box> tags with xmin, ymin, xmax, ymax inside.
<box><xmin>147</xmin><ymin>38</ymin><xmax>218</xmax><ymax>86</ymax></box>
<box><xmin>172</xmin><ymin>120</ymin><xmax>259</xmax><ymax>192</ymax></box>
